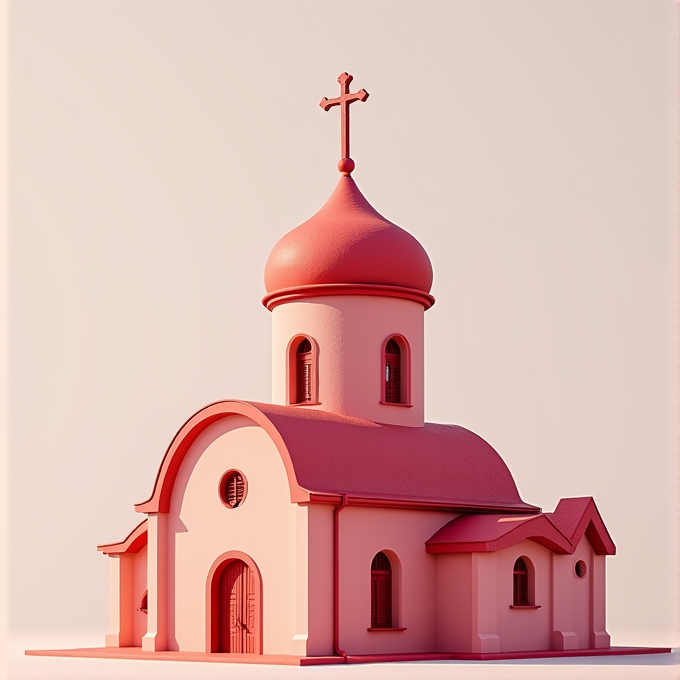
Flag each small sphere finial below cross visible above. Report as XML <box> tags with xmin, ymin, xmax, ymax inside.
<box><xmin>320</xmin><ymin>72</ymin><xmax>369</xmax><ymax>175</ymax></box>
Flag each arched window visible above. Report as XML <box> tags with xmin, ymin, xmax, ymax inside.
<box><xmin>138</xmin><ymin>589</ymin><xmax>148</xmax><ymax>613</ymax></box>
<box><xmin>384</xmin><ymin>339</ymin><xmax>401</xmax><ymax>403</ymax></box>
<box><xmin>292</xmin><ymin>337</ymin><xmax>316</xmax><ymax>404</ymax></box>
<box><xmin>513</xmin><ymin>557</ymin><xmax>529</xmax><ymax>606</ymax></box>
<box><xmin>370</xmin><ymin>552</ymin><xmax>392</xmax><ymax>628</ymax></box>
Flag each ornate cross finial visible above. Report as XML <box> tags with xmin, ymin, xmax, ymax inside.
<box><xmin>320</xmin><ymin>72</ymin><xmax>369</xmax><ymax>175</ymax></box>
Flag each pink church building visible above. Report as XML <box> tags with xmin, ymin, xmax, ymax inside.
<box><xmin>30</xmin><ymin>74</ymin><xmax>667</xmax><ymax>666</ymax></box>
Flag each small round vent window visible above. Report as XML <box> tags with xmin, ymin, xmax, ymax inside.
<box><xmin>574</xmin><ymin>560</ymin><xmax>587</xmax><ymax>579</ymax></box>
<box><xmin>219</xmin><ymin>470</ymin><xmax>247</xmax><ymax>508</ymax></box>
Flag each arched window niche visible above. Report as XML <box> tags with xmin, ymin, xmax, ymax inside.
<box><xmin>287</xmin><ymin>335</ymin><xmax>320</xmax><ymax>406</ymax></box>
<box><xmin>511</xmin><ymin>556</ymin><xmax>539</xmax><ymax>608</ymax></box>
<box><xmin>381</xmin><ymin>335</ymin><xmax>412</xmax><ymax>406</ymax></box>
<box><xmin>368</xmin><ymin>550</ymin><xmax>405</xmax><ymax>631</ymax></box>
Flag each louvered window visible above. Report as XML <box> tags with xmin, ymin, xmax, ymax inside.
<box><xmin>295</xmin><ymin>338</ymin><xmax>313</xmax><ymax>404</ymax></box>
<box><xmin>384</xmin><ymin>339</ymin><xmax>401</xmax><ymax>404</ymax></box>
<box><xmin>370</xmin><ymin>552</ymin><xmax>392</xmax><ymax>629</ymax></box>
<box><xmin>220</xmin><ymin>470</ymin><xmax>247</xmax><ymax>508</ymax></box>
<box><xmin>513</xmin><ymin>557</ymin><xmax>529</xmax><ymax>606</ymax></box>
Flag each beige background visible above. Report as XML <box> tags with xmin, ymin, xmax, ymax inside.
<box><xmin>4</xmin><ymin>0</ymin><xmax>679</xmax><ymax>677</ymax></box>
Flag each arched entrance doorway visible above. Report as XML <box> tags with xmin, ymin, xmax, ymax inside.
<box><xmin>207</xmin><ymin>552</ymin><xmax>262</xmax><ymax>653</ymax></box>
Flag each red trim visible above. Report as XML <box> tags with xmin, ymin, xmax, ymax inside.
<box><xmin>97</xmin><ymin>520</ymin><xmax>148</xmax><ymax>555</ymax></box>
<box><xmin>333</xmin><ymin>495</ymin><xmax>348</xmax><ymax>662</ymax></box>
<box><xmin>367</xmin><ymin>627</ymin><xmax>406</xmax><ymax>632</ymax></box>
<box><xmin>205</xmin><ymin>551</ymin><xmax>263</xmax><ymax>654</ymax></box>
<box><xmin>134</xmin><ymin>401</ymin><xmax>309</xmax><ymax>513</ymax></box>
<box><xmin>308</xmin><ymin>493</ymin><xmax>539</xmax><ymax>512</ymax></box>
<box><xmin>509</xmin><ymin>605</ymin><xmax>541</xmax><ymax>609</ymax></box>
<box><xmin>26</xmin><ymin>646</ymin><xmax>674</xmax><ymax>665</ymax></box>
<box><xmin>263</xmin><ymin>283</ymin><xmax>435</xmax><ymax>311</ymax></box>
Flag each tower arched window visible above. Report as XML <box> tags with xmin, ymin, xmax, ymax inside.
<box><xmin>289</xmin><ymin>336</ymin><xmax>318</xmax><ymax>405</ymax></box>
<box><xmin>384</xmin><ymin>340</ymin><xmax>401</xmax><ymax>403</ymax></box>
<box><xmin>382</xmin><ymin>336</ymin><xmax>410</xmax><ymax>405</ymax></box>
<box><xmin>370</xmin><ymin>552</ymin><xmax>392</xmax><ymax>629</ymax></box>
<box><xmin>513</xmin><ymin>557</ymin><xmax>529</xmax><ymax>606</ymax></box>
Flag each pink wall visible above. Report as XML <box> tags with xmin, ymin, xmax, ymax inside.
<box><xmin>320</xmin><ymin>505</ymin><xmax>456</xmax><ymax>655</ymax></box>
<box><xmin>494</xmin><ymin>540</ymin><xmax>551</xmax><ymax>652</ymax></box>
<box><xmin>551</xmin><ymin>535</ymin><xmax>605</xmax><ymax>650</ymax></box>
<box><xmin>434</xmin><ymin>538</ymin><xmax>607</xmax><ymax>654</ymax></box>
<box><xmin>435</xmin><ymin>553</ymin><xmax>472</xmax><ymax>652</ymax></box>
<box><xmin>271</xmin><ymin>296</ymin><xmax>425</xmax><ymax>426</ymax></box>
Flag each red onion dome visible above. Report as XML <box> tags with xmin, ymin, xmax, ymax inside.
<box><xmin>263</xmin><ymin>176</ymin><xmax>434</xmax><ymax>309</ymax></box>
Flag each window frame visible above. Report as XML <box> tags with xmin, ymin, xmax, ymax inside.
<box><xmin>287</xmin><ymin>335</ymin><xmax>320</xmax><ymax>406</ymax></box>
<box><xmin>370</xmin><ymin>552</ymin><xmax>392</xmax><ymax>629</ymax></box>
<box><xmin>510</xmin><ymin>555</ymin><xmax>540</xmax><ymax>609</ymax></box>
<box><xmin>367</xmin><ymin>550</ymin><xmax>406</xmax><ymax>631</ymax></box>
<box><xmin>219</xmin><ymin>470</ymin><xmax>248</xmax><ymax>509</ymax></box>
<box><xmin>380</xmin><ymin>335</ymin><xmax>412</xmax><ymax>407</ymax></box>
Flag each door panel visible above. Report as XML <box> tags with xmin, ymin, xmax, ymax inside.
<box><xmin>218</xmin><ymin>559</ymin><xmax>256</xmax><ymax>653</ymax></box>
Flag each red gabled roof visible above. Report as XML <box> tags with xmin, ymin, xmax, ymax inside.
<box><xmin>547</xmin><ymin>497</ymin><xmax>616</xmax><ymax>555</ymax></box>
<box><xmin>135</xmin><ymin>400</ymin><xmax>538</xmax><ymax>514</ymax></box>
<box><xmin>425</xmin><ymin>496</ymin><xmax>616</xmax><ymax>555</ymax></box>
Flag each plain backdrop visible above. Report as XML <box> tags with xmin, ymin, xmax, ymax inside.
<box><xmin>3</xmin><ymin>0</ymin><xmax>679</xmax><ymax>678</ymax></box>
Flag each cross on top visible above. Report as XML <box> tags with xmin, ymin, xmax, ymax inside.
<box><xmin>320</xmin><ymin>73</ymin><xmax>369</xmax><ymax>174</ymax></box>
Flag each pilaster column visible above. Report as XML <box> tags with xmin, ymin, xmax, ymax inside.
<box><xmin>551</xmin><ymin>554</ymin><xmax>578</xmax><ymax>650</ymax></box>
<box><xmin>105</xmin><ymin>554</ymin><xmax>133</xmax><ymax>647</ymax></box>
<box><xmin>142</xmin><ymin>513</ymin><xmax>168</xmax><ymax>651</ymax></box>
<box><xmin>291</xmin><ymin>504</ymin><xmax>309</xmax><ymax>655</ymax></box>
<box><xmin>591</xmin><ymin>554</ymin><xmax>610</xmax><ymax>648</ymax></box>
<box><xmin>470</xmin><ymin>553</ymin><xmax>500</xmax><ymax>653</ymax></box>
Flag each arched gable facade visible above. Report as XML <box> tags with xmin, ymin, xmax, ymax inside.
<box><xmin>135</xmin><ymin>401</ymin><xmax>310</xmax><ymax>513</ymax></box>
<box><xmin>158</xmin><ymin>413</ymin><xmax>299</xmax><ymax>653</ymax></box>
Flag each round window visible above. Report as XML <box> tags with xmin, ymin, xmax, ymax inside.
<box><xmin>574</xmin><ymin>560</ymin><xmax>587</xmax><ymax>579</ymax></box>
<box><xmin>219</xmin><ymin>470</ymin><xmax>247</xmax><ymax>508</ymax></box>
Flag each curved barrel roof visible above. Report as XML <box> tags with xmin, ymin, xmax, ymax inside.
<box><xmin>135</xmin><ymin>401</ymin><xmax>538</xmax><ymax>514</ymax></box>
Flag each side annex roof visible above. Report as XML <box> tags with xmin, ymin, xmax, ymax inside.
<box><xmin>426</xmin><ymin>496</ymin><xmax>616</xmax><ymax>555</ymax></box>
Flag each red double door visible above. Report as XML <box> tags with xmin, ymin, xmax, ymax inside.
<box><xmin>218</xmin><ymin>560</ymin><xmax>257</xmax><ymax>653</ymax></box>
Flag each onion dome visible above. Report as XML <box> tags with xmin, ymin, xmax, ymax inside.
<box><xmin>262</xmin><ymin>175</ymin><xmax>435</xmax><ymax>310</ymax></box>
